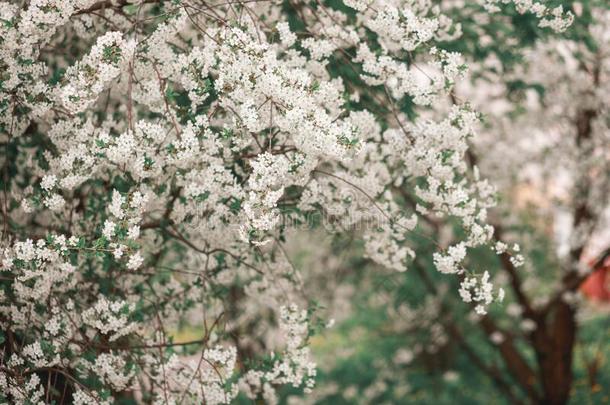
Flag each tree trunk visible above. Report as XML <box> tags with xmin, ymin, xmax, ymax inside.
<box><xmin>533</xmin><ymin>301</ymin><xmax>576</xmax><ymax>405</ymax></box>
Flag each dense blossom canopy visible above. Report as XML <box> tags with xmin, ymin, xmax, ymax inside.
<box><xmin>1</xmin><ymin>0</ymin><xmax>607</xmax><ymax>404</ymax></box>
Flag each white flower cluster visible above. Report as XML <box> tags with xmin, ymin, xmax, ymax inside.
<box><xmin>82</xmin><ymin>297</ymin><xmax>138</xmax><ymax>342</ymax></box>
<box><xmin>459</xmin><ymin>271</ymin><xmax>505</xmax><ymax>315</ymax></box>
<box><xmin>1</xmin><ymin>237</ymin><xmax>76</xmax><ymax>304</ymax></box>
<box><xmin>0</xmin><ymin>373</ymin><xmax>45</xmax><ymax>405</ymax></box>
<box><xmin>239</xmin><ymin>305</ymin><xmax>317</xmax><ymax>403</ymax></box>
<box><xmin>242</xmin><ymin>152</ymin><xmax>291</xmax><ymax>243</ymax></box>
<box><xmin>0</xmin><ymin>0</ymin><xmax>98</xmax><ymax>133</ymax></box>
<box><xmin>364</xmin><ymin>217</ymin><xmax>417</xmax><ymax>272</ymax></box>
<box><xmin>59</xmin><ymin>31</ymin><xmax>136</xmax><ymax>113</ymax></box>
<box><xmin>433</xmin><ymin>243</ymin><xmax>467</xmax><ymax>275</ymax></box>
<box><xmin>408</xmin><ymin>108</ymin><xmax>496</xmax><ymax>245</ymax></box>
<box><xmin>371</xmin><ymin>7</ymin><xmax>438</xmax><ymax>51</ymax></box>
<box><xmin>343</xmin><ymin>0</ymin><xmax>374</xmax><ymax>12</ymax></box>
<box><xmin>88</xmin><ymin>352</ymin><xmax>135</xmax><ymax>391</ymax></box>
<box><xmin>356</xmin><ymin>42</ymin><xmax>467</xmax><ymax>105</ymax></box>
<box><xmin>482</xmin><ymin>0</ymin><xmax>574</xmax><ymax>32</ymax></box>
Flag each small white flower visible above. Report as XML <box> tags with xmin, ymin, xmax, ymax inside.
<box><xmin>127</xmin><ymin>225</ymin><xmax>140</xmax><ymax>240</ymax></box>
<box><xmin>490</xmin><ymin>331</ymin><xmax>504</xmax><ymax>345</ymax></box>
<box><xmin>113</xmin><ymin>245</ymin><xmax>124</xmax><ymax>260</ymax></box>
<box><xmin>40</xmin><ymin>175</ymin><xmax>57</xmax><ymax>191</ymax></box>
<box><xmin>102</xmin><ymin>220</ymin><xmax>116</xmax><ymax>240</ymax></box>
<box><xmin>127</xmin><ymin>252</ymin><xmax>143</xmax><ymax>270</ymax></box>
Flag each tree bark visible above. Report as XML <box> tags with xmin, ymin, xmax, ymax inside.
<box><xmin>533</xmin><ymin>302</ymin><xmax>576</xmax><ymax>405</ymax></box>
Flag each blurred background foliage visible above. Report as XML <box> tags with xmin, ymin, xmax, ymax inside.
<box><xmin>279</xmin><ymin>232</ymin><xmax>610</xmax><ymax>404</ymax></box>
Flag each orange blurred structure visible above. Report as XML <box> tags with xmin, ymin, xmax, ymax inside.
<box><xmin>581</xmin><ymin>258</ymin><xmax>610</xmax><ymax>302</ymax></box>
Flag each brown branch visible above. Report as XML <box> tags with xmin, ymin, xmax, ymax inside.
<box><xmin>478</xmin><ymin>316</ymin><xmax>540</xmax><ymax>402</ymax></box>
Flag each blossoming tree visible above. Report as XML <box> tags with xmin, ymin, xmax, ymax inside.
<box><xmin>0</xmin><ymin>0</ymin><xmax>601</xmax><ymax>404</ymax></box>
<box><xmin>276</xmin><ymin>2</ymin><xmax>608</xmax><ymax>405</ymax></box>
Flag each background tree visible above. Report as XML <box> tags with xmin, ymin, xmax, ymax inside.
<box><xmin>282</xmin><ymin>2</ymin><xmax>609</xmax><ymax>405</ymax></box>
